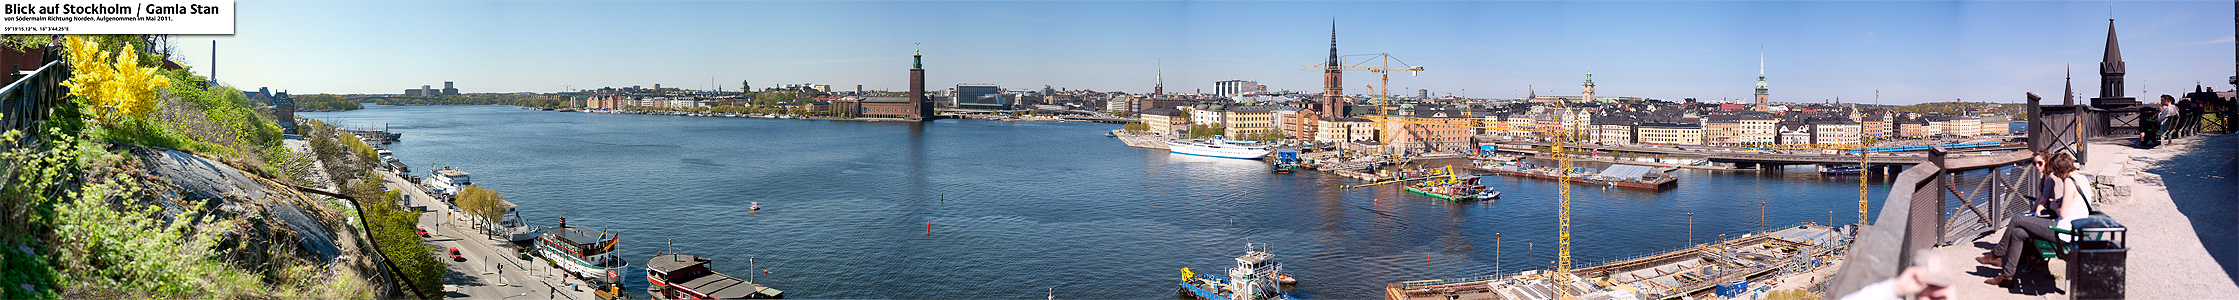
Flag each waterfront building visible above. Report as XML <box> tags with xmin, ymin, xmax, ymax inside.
<box><xmin>1896</xmin><ymin>116</ymin><xmax>1928</xmax><ymax>138</ymax></box>
<box><xmin>1979</xmin><ymin>115</ymin><xmax>2010</xmax><ymax>136</ymax></box>
<box><xmin>1139</xmin><ymin>108</ymin><xmax>1189</xmax><ymax>136</ymax></box>
<box><xmin>1860</xmin><ymin>112</ymin><xmax>1891</xmax><ymax>140</ymax></box>
<box><xmin>1810</xmin><ymin>118</ymin><xmax>1863</xmax><ymax>145</ymax></box>
<box><xmin>1268</xmin><ymin>107</ymin><xmax>1301</xmax><ymax>135</ymax></box>
<box><xmin>1282</xmin><ymin>110</ymin><xmax>1321</xmax><ymax>141</ymax></box>
<box><xmin>1380</xmin><ymin>107</ymin><xmax>1472</xmax><ymax>153</ymax></box>
<box><xmin>1590</xmin><ymin>113</ymin><xmax>1635</xmax><ymax>145</ymax></box>
<box><xmin>1939</xmin><ymin>116</ymin><xmax>1980</xmax><ymax>137</ymax></box>
<box><xmin>1776</xmin><ymin>120</ymin><xmax>1812</xmax><ymax>145</ymax></box>
<box><xmin>1186</xmin><ymin>105</ymin><xmax>1228</xmax><ymax>127</ymax></box>
<box><xmin>443</xmin><ymin>81</ymin><xmax>459</xmax><ymax>95</ymax></box>
<box><xmin>954</xmin><ymin>84</ymin><xmax>1006</xmax><ymax>110</ymax></box>
<box><xmin>1315</xmin><ymin>117</ymin><xmax>1376</xmax><ymax>143</ymax></box>
<box><xmin>1105</xmin><ymin>95</ymin><xmax>1135</xmax><ymax>113</ymax></box>
<box><xmin>909</xmin><ymin>49</ymin><xmax>933</xmax><ymax>121</ymax></box>
<box><xmin>859</xmin><ymin>96</ymin><xmax>918</xmax><ymax>118</ymax></box>
<box><xmin>1703</xmin><ymin>114</ymin><xmax>1742</xmax><ymax>145</ymax></box>
<box><xmin>271</xmin><ymin>90</ymin><xmax>296</xmax><ymax>133</ymax></box>
<box><xmin>1225</xmin><ymin>105</ymin><xmax>1283</xmax><ymax>139</ymax></box>
<box><xmin>1636</xmin><ymin>122</ymin><xmax>1703</xmax><ymax>145</ymax></box>
<box><xmin>1736</xmin><ymin>111</ymin><xmax>1781</xmax><ymax>146</ymax></box>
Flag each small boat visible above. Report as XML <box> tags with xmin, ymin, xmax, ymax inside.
<box><xmin>1180</xmin><ymin>244</ymin><xmax>1298</xmax><ymax>300</ymax></box>
<box><xmin>1167</xmin><ymin>136</ymin><xmax>1272</xmax><ymax>160</ymax></box>
<box><xmin>1405</xmin><ymin>174</ymin><xmax>1498</xmax><ymax>202</ymax></box>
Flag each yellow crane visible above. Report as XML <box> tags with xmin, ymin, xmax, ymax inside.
<box><xmin>1356</xmin><ymin>100</ymin><xmax>1583</xmax><ymax>297</ymax></box>
<box><xmin>1302</xmin><ymin>53</ymin><xmax>1423</xmax><ymax>116</ymax></box>
<box><xmin>1764</xmin><ymin>134</ymin><xmax>1880</xmax><ymax>225</ymax></box>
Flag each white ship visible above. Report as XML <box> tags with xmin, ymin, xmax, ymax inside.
<box><xmin>1167</xmin><ymin>137</ymin><xmax>1272</xmax><ymax>160</ymax></box>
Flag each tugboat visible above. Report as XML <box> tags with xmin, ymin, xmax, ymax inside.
<box><xmin>1180</xmin><ymin>244</ymin><xmax>1298</xmax><ymax>300</ymax></box>
<box><xmin>647</xmin><ymin>254</ymin><xmax>784</xmax><ymax>299</ymax></box>
<box><xmin>537</xmin><ymin>218</ymin><xmax>628</xmax><ymax>284</ymax></box>
<box><xmin>1269</xmin><ymin>149</ymin><xmax>1301</xmax><ymax>174</ymax></box>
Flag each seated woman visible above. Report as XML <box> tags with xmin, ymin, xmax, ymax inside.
<box><xmin>1975</xmin><ymin>152</ymin><xmax>2088</xmax><ymax>286</ymax></box>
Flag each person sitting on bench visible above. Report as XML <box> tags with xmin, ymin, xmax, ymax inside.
<box><xmin>1975</xmin><ymin>152</ymin><xmax>2089</xmax><ymax>287</ymax></box>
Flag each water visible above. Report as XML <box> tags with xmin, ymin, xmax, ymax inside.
<box><xmin>305</xmin><ymin>105</ymin><xmax>1893</xmax><ymax>299</ymax></box>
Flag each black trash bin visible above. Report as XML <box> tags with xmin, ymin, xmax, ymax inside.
<box><xmin>2070</xmin><ymin>218</ymin><xmax>2128</xmax><ymax>299</ymax></box>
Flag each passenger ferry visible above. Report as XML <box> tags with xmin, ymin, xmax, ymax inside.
<box><xmin>1180</xmin><ymin>244</ymin><xmax>1298</xmax><ymax>300</ymax></box>
<box><xmin>420</xmin><ymin>166</ymin><xmax>471</xmax><ymax>198</ymax></box>
<box><xmin>537</xmin><ymin>218</ymin><xmax>629</xmax><ymax>284</ymax></box>
<box><xmin>1167</xmin><ymin>136</ymin><xmax>1272</xmax><ymax>160</ymax></box>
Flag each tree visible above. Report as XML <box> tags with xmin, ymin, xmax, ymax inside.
<box><xmin>1122</xmin><ymin>122</ymin><xmax>1149</xmax><ymax>132</ymax></box>
<box><xmin>455</xmin><ymin>185</ymin><xmax>507</xmax><ymax>229</ymax></box>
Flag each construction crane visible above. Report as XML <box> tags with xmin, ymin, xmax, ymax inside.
<box><xmin>1302</xmin><ymin>53</ymin><xmax>1423</xmax><ymax>116</ymax></box>
<box><xmin>1356</xmin><ymin>100</ymin><xmax>1583</xmax><ymax>297</ymax></box>
<box><xmin>1764</xmin><ymin>133</ymin><xmax>1880</xmax><ymax>226</ymax></box>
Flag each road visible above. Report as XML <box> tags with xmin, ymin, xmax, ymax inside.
<box><xmin>380</xmin><ymin>170</ymin><xmax>604</xmax><ymax>300</ymax></box>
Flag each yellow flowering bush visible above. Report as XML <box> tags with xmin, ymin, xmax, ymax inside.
<box><xmin>59</xmin><ymin>36</ymin><xmax>167</xmax><ymax>120</ymax></box>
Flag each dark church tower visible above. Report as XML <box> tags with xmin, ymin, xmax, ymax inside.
<box><xmin>1320</xmin><ymin>20</ymin><xmax>1345</xmax><ymax>119</ymax></box>
<box><xmin>2091</xmin><ymin>19</ymin><xmax>2138</xmax><ymax>108</ymax></box>
<box><xmin>911</xmin><ymin>49</ymin><xmax>932</xmax><ymax>121</ymax></box>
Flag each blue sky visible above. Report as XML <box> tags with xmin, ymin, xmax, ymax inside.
<box><xmin>168</xmin><ymin>1</ymin><xmax>2234</xmax><ymax>105</ymax></box>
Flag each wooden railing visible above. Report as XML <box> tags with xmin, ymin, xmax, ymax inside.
<box><xmin>1824</xmin><ymin>147</ymin><xmax>2036</xmax><ymax>298</ymax></box>
<box><xmin>0</xmin><ymin>55</ymin><xmax>69</xmax><ymax>148</ymax></box>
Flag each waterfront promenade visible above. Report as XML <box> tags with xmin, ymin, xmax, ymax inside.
<box><xmin>380</xmin><ymin>170</ymin><xmax>601</xmax><ymax>300</ymax></box>
<box><xmin>1932</xmin><ymin>133</ymin><xmax>2238</xmax><ymax>299</ymax></box>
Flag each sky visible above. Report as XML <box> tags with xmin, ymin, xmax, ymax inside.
<box><xmin>164</xmin><ymin>0</ymin><xmax>2235</xmax><ymax>105</ymax></box>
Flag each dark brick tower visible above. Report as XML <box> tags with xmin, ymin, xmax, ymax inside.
<box><xmin>911</xmin><ymin>48</ymin><xmax>932</xmax><ymax>121</ymax></box>
<box><xmin>1321</xmin><ymin>20</ymin><xmax>1344</xmax><ymax>119</ymax></box>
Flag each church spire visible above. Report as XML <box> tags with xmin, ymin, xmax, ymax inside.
<box><xmin>1327</xmin><ymin>18</ymin><xmax>1340</xmax><ymax>68</ymax></box>
<box><xmin>2065</xmin><ymin>65</ymin><xmax>2076</xmax><ymax>105</ymax></box>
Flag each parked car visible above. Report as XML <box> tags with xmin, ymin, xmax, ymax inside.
<box><xmin>449</xmin><ymin>248</ymin><xmax>464</xmax><ymax>262</ymax></box>
<box><xmin>417</xmin><ymin>228</ymin><xmax>429</xmax><ymax>237</ymax></box>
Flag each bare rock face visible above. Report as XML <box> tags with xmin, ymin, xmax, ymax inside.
<box><xmin>134</xmin><ymin>147</ymin><xmax>341</xmax><ymax>263</ymax></box>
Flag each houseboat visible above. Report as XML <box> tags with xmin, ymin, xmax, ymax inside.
<box><xmin>647</xmin><ymin>254</ymin><xmax>784</xmax><ymax>299</ymax></box>
<box><xmin>537</xmin><ymin>218</ymin><xmax>628</xmax><ymax>284</ymax></box>
<box><xmin>1168</xmin><ymin>137</ymin><xmax>1272</xmax><ymax>160</ymax></box>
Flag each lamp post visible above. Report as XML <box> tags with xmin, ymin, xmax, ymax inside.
<box><xmin>1686</xmin><ymin>213</ymin><xmax>1694</xmax><ymax>246</ymax></box>
<box><xmin>1495</xmin><ymin>233</ymin><xmax>1503</xmax><ymax>274</ymax></box>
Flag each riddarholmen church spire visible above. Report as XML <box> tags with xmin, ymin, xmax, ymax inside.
<box><xmin>1320</xmin><ymin>17</ymin><xmax>1345</xmax><ymax>119</ymax></box>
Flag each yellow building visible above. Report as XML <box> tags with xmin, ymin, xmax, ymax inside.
<box><xmin>1139</xmin><ymin>107</ymin><xmax>1189</xmax><ymax>137</ymax></box>
<box><xmin>1380</xmin><ymin>108</ymin><xmax>1474</xmax><ymax>153</ymax></box>
<box><xmin>1224</xmin><ymin>105</ymin><xmax>1283</xmax><ymax>138</ymax></box>
<box><xmin>1636</xmin><ymin>123</ymin><xmax>1704</xmax><ymax>145</ymax></box>
<box><xmin>1316</xmin><ymin>117</ymin><xmax>1377</xmax><ymax>143</ymax></box>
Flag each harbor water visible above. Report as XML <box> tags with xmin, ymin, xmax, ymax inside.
<box><xmin>305</xmin><ymin>105</ymin><xmax>1892</xmax><ymax>299</ymax></box>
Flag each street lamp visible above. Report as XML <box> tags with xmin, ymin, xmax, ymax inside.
<box><xmin>1686</xmin><ymin>213</ymin><xmax>1694</xmax><ymax>246</ymax></box>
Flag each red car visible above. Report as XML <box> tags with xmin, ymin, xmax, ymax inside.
<box><xmin>416</xmin><ymin>228</ymin><xmax>429</xmax><ymax>237</ymax></box>
<box><xmin>448</xmin><ymin>248</ymin><xmax>464</xmax><ymax>262</ymax></box>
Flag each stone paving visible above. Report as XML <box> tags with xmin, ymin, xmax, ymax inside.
<box><xmin>1932</xmin><ymin>133</ymin><xmax>2239</xmax><ymax>299</ymax></box>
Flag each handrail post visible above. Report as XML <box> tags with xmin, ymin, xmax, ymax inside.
<box><xmin>1909</xmin><ymin>147</ymin><xmax>1949</xmax><ymax>252</ymax></box>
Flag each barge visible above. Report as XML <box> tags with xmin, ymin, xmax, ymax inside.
<box><xmin>647</xmin><ymin>254</ymin><xmax>784</xmax><ymax>299</ymax></box>
<box><xmin>1181</xmin><ymin>244</ymin><xmax>1298</xmax><ymax>300</ymax></box>
<box><xmin>1476</xmin><ymin>163</ymin><xmax>1677</xmax><ymax>190</ymax></box>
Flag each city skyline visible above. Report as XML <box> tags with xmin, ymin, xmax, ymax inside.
<box><xmin>166</xmin><ymin>1</ymin><xmax>2234</xmax><ymax>104</ymax></box>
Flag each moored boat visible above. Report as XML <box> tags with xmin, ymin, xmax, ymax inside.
<box><xmin>420</xmin><ymin>167</ymin><xmax>471</xmax><ymax>199</ymax></box>
<box><xmin>647</xmin><ymin>254</ymin><xmax>784</xmax><ymax>299</ymax></box>
<box><xmin>537</xmin><ymin>218</ymin><xmax>628</xmax><ymax>284</ymax></box>
<box><xmin>1180</xmin><ymin>244</ymin><xmax>1298</xmax><ymax>300</ymax></box>
<box><xmin>1168</xmin><ymin>136</ymin><xmax>1272</xmax><ymax>160</ymax></box>
<box><xmin>1403</xmin><ymin>175</ymin><xmax>1497</xmax><ymax>202</ymax></box>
